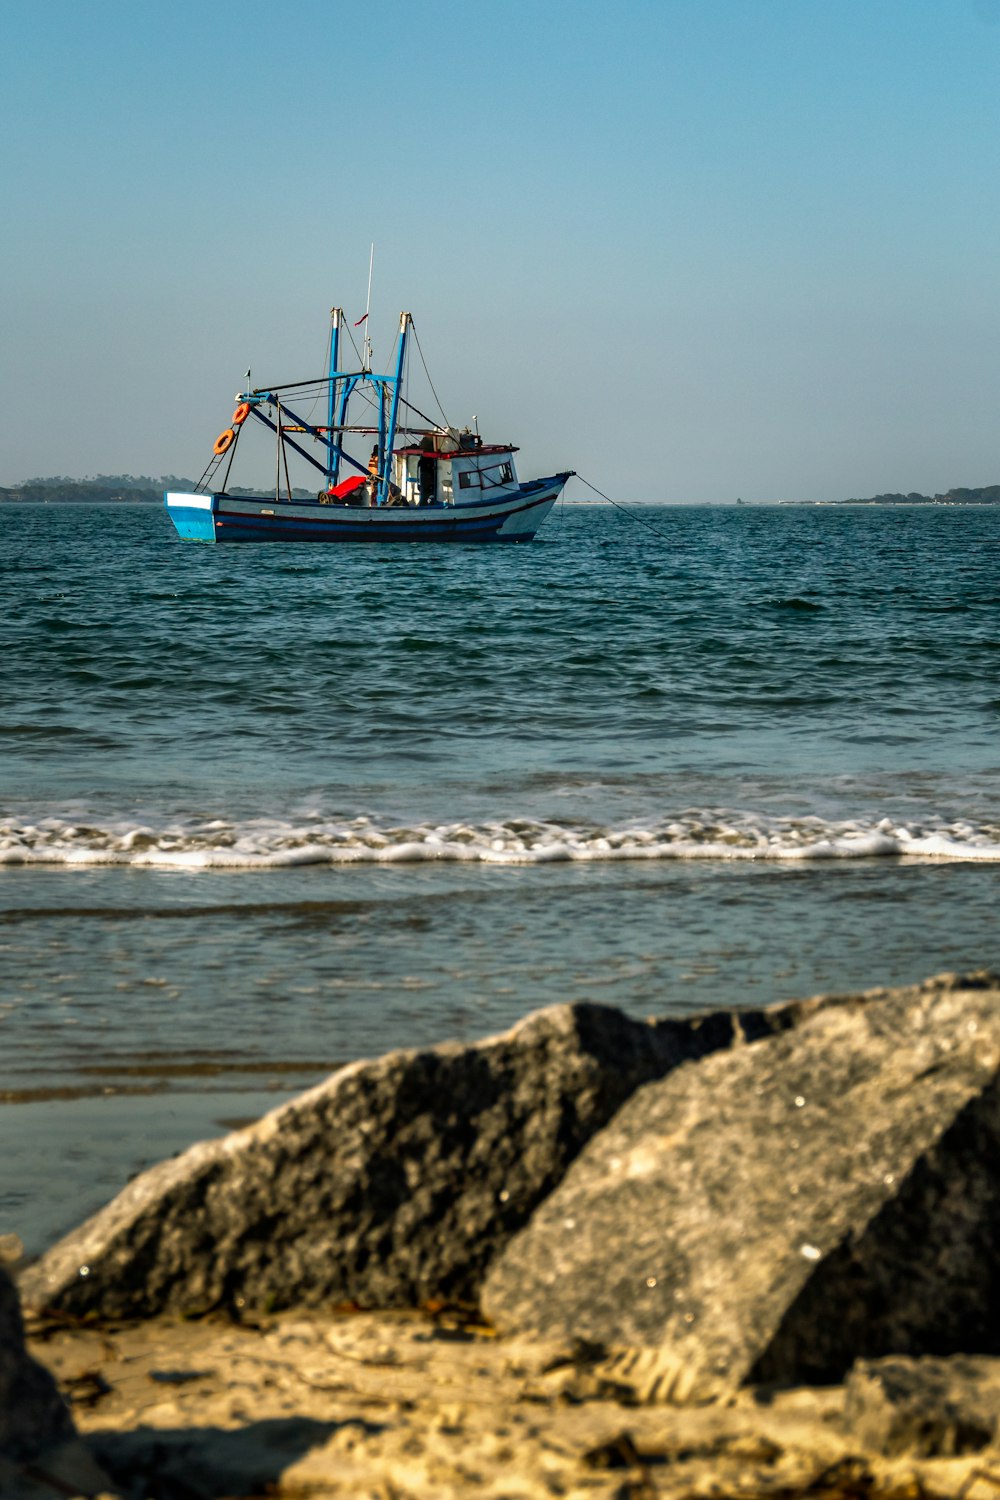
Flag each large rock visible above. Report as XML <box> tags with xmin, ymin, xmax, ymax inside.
<box><xmin>844</xmin><ymin>1354</ymin><xmax>1000</xmax><ymax>1457</ymax></box>
<box><xmin>20</xmin><ymin>1000</ymin><xmax>793</xmax><ymax>1320</ymax></box>
<box><xmin>0</xmin><ymin>1266</ymin><xmax>73</xmax><ymax>1459</ymax></box>
<box><xmin>482</xmin><ymin>972</ymin><xmax>1000</xmax><ymax>1394</ymax></box>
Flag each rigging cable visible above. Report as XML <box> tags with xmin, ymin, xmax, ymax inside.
<box><xmin>574</xmin><ymin>473</ymin><xmax>674</xmax><ymax>542</ymax></box>
<box><xmin>410</xmin><ymin>321</ymin><xmax>452</xmax><ymax>430</ymax></box>
<box><xmin>300</xmin><ymin>325</ymin><xmax>332</xmax><ymax>426</ymax></box>
<box><xmin>345</xmin><ymin>321</ymin><xmax>366</xmax><ymax>369</ymax></box>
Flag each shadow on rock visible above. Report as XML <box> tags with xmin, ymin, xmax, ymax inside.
<box><xmin>91</xmin><ymin>1415</ymin><xmax>379</xmax><ymax>1499</ymax></box>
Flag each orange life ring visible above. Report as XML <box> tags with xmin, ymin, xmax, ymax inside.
<box><xmin>213</xmin><ymin>429</ymin><xmax>235</xmax><ymax>456</ymax></box>
<box><xmin>232</xmin><ymin>402</ymin><xmax>251</xmax><ymax>426</ymax></box>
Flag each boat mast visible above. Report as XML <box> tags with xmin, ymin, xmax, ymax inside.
<box><xmin>378</xmin><ymin>312</ymin><xmax>411</xmax><ymax>506</ymax></box>
<box><xmin>326</xmin><ymin>307</ymin><xmax>342</xmax><ymax>486</ymax></box>
<box><xmin>275</xmin><ymin>401</ymin><xmax>282</xmax><ymax>502</ymax></box>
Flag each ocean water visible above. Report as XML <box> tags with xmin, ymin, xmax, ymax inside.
<box><xmin>1</xmin><ymin>499</ymin><xmax>997</xmax><ymax>1252</ymax></box>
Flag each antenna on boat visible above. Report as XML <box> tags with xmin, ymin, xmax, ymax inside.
<box><xmin>362</xmin><ymin>242</ymin><xmax>374</xmax><ymax>372</ymax></box>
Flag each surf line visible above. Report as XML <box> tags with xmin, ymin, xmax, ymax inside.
<box><xmin>572</xmin><ymin>474</ymin><xmax>673</xmax><ymax>542</ymax></box>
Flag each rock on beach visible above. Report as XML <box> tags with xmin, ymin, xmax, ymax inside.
<box><xmin>19</xmin><ymin>998</ymin><xmax>799</xmax><ymax>1320</ymax></box>
<box><xmin>482</xmin><ymin>971</ymin><xmax>1000</xmax><ymax>1394</ymax></box>
<box><xmin>844</xmin><ymin>1353</ymin><xmax>1000</xmax><ymax>1457</ymax></box>
<box><xmin>0</xmin><ymin>1265</ymin><xmax>73</xmax><ymax>1458</ymax></box>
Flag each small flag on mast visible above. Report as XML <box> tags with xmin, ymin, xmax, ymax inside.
<box><xmin>353</xmin><ymin>313</ymin><xmax>368</xmax><ymax>327</ymax></box>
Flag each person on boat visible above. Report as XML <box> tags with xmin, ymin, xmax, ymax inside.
<box><xmin>363</xmin><ymin>446</ymin><xmax>382</xmax><ymax>506</ymax></box>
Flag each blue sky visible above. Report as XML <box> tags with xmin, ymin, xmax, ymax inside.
<box><xmin>4</xmin><ymin>0</ymin><xmax>1000</xmax><ymax>501</ymax></box>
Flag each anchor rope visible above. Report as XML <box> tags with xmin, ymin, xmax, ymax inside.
<box><xmin>573</xmin><ymin>473</ymin><xmax>673</xmax><ymax>542</ymax></box>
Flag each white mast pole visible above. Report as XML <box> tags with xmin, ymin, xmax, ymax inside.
<box><xmin>363</xmin><ymin>242</ymin><xmax>374</xmax><ymax>371</ymax></box>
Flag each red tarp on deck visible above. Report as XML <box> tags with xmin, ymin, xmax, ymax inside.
<box><xmin>326</xmin><ymin>475</ymin><xmax>368</xmax><ymax>498</ymax></box>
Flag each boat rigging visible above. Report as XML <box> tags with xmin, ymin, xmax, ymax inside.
<box><xmin>166</xmin><ymin>302</ymin><xmax>571</xmax><ymax>544</ymax></box>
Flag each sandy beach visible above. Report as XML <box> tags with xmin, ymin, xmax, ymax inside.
<box><xmin>14</xmin><ymin>1303</ymin><xmax>1000</xmax><ymax>1500</ymax></box>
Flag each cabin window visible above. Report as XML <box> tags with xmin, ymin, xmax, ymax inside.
<box><xmin>458</xmin><ymin>471</ymin><xmax>481</xmax><ymax>489</ymax></box>
<box><xmin>499</xmin><ymin>462</ymin><xmax>513</xmax><ymax>483</ymax></box>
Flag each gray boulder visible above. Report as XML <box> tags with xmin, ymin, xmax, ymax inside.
<box><xmin>20</xmin><ymin>999</ymin><xmax>789</xmax><ymax>1320</ymax></box>
<box><xmin>0</xmin><ymin>1266</ymin><xmax>73</xmax><ymax>1459</ymax></box>
<box><xmin>482</xmin><ymin>972</ymin><xmax>1000</xmax><ymax>1394</ymax></box>
<box><xmin>844</xmin><ymin>1355</ymin><xmax>1000</xmax><ymax>1457</ymax></box>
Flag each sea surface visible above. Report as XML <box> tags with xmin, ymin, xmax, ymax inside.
<box><xmin>1</xmin><ymin>500</ymin><xmax>997</xmax><ymax>1253</ymax></box>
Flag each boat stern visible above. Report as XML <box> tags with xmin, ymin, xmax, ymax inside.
<box><xmin>165</xmin><ymin>491</ymin><xmax>218</xmax><ymax>542</ymax></box>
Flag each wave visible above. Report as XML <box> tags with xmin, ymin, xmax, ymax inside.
<box><xmin>2</xmin><ymin>811</ymin><xmax>999</xmax><ymax>868</ymax></box>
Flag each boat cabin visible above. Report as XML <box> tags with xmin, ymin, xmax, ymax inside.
<box><xmin>392</xmin><ymin>428</ymin><xmax>519</xmax><ymax>507</ymax></box>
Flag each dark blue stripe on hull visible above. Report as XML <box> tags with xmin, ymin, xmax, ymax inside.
<box><xmin>214</xmin><ymin>513</ymin><xmax>536</xmax><ymax>543</ymax></box>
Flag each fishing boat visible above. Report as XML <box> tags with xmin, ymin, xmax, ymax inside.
<box><xmin>165</xmin><ymin>306</ymin><xmax>572</xmax><ymax>544</ymax></box>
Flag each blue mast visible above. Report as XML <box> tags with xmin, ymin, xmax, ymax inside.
<box><xmin>268</xmin><ymin>304</ymin><xmax>410</xmax><ymax>504</ymax></box>
<box><xmin>326</xmin><ymin>308</ymin><xmax>341</xmax><ymax>486</ymax></box>
<box><xmin>378</xmin><ymin>312</ymin><xmax>411</xmax><ymax>506</ymax></box>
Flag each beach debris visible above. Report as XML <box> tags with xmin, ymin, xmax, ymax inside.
<box><xmin>60</xmin><ymin>1368</ymin><xmax>112</xmax><ymax>1409</ymax></box>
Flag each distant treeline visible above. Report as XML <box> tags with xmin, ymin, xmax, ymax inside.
<box><xmin>842</xmin><ymin>486</ymin><xmax>1000</xmax><ymax>505</ymax></box>
<box><xmin>0</xmin><ymin>475</ymin><xmax>197</xmax><ymax>504</ymax></box>
<box><xmin>0</xmin><ymin>474</ymin><xmax>315</xmax><ymax>503</ymax></box>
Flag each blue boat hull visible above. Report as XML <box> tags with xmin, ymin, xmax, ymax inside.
<box><xmin>165</xmin><ymin>476</ymin><xmax>571</xmax><ymax>544</ymax></box>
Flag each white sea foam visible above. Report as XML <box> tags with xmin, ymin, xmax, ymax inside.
<box><xmin>1</xmin><ymin>811</ymin><xmax>999</xmax><ymax>868</ymax></box>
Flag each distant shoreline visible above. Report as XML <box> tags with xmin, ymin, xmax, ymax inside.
<box><xmin>2</xmin><ymin>477</ymin><xmax>1000</xmax><ymax>507</ymax></box>
<box><xmin>779</xmin><ymin>495</ymin><xmax>1000</xmax><ymax>506</ymax></box>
